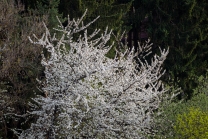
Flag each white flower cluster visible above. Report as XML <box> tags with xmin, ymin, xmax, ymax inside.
<box><xmin>19</xmin><ymin>10</ymin><xmax>168</xmax><ymax>139</ymax></box>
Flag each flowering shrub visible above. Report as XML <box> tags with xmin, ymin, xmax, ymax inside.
<box><xmin>18</xmin><ymin>10</ymin><xmax>168</xmax><ymax>138</ymax></box>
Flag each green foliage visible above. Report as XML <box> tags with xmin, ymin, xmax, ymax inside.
<box><xmin>59</xmin><ymin>0</ymin><xmax>132</xmax><ymax>32</ymax></box>
<box><xmin>60</xmin><ymin>0</ymin><xmax>132</xmax><ymax>33</ymax></box>
<box><xmin>37</xmin><ymin>0</ymin><xmax>63</xmax><ymax>30</ymax></box>
<box><xmin>193</xmin><ymin>71</ymin><xmax>208</xmax><ymax>96</ymax></box>
<box><xmin>174</xmin><ymin>108</ymin><xmax>208</xmax><ymax>139</ymax></box>
<box><xmin>158</xmin><ymin>0</ymin><xmax>208</xmax><ymax>98</ymax></box>
<box><xmin>128</xmin><ymin>0</ymin><xmax>208</xmax><ymax>98</ymax></box>
<box><xmin>152</xmin><ymin>93</ymin><xmax>208</xmax><ymax>138</ymax></box>
<box><xmin>152</xmin><ymin>73</ymin><xmax>208</xmax><ymax>138</ymax></box>
<box><xmin>21</xmin><ymin>0</ymin><xmax>64</xmax><ymax>31</ymax></box>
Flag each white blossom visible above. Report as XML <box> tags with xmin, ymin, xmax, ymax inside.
<box><xmin>19</xmin><ymin>10</ymin><xmax>168</xmax><ymax>139</ymax></box>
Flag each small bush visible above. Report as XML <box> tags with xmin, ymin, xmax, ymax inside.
<box><xmin>152</xmin><ymin>72</ymin><xmax>208</xmax><ymax>138</ymax></box>
<box><xmin>174</xmin><ymin>108</ymin><xmax>208</xmax><ymax>139</ymax></box>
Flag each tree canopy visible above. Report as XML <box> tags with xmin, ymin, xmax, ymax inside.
<box><xmin>128</xmin><ymin>0</ymin><xmax>208</xmax><ymax>98</ymax></box>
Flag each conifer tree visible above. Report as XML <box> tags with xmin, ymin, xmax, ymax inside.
<box><xmin>128</xmin><ymin>0</ymin><xmax>208</xmax><ymax>98</ymax></box>
<box><xmin>59</xmin><ymin>0</ymin><xmax>132</xmax><ymax>35</ymax></box>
